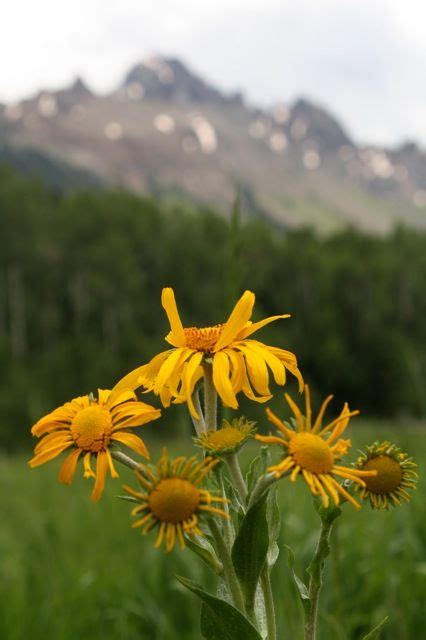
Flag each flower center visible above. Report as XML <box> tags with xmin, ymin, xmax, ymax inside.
<box><xmin>70</xmin><ymin>405</ymin><xmax>112</xmax><ymax>452</ymax></box>
<box><xmin>204</xmin><ymin>427</ymin><xmax>245</xmax><ymax>449</ymax></box>
<box><xmin>361</xmin><ymin>455</ymin><xmax>402</xmax><ymax>494</ymax></box>
<box><xmin>289</xmin><ymin>432</ymin><xmax>334</xmax><ymax>474</ymax></box>
<box><xmin>149</xmin><ymin>478</ymin><xmax>200</xmax><ymax>523</ymax></box>
<box><xmin>184</xmin><ymin>325</ymin><xmax>224</xmax><ymax>352</ymax></box>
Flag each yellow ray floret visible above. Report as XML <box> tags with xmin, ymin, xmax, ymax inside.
<box><xmin>194</xmin><ymin>417</ymin><xmax>256</xmax><ymax>456</ymax></box>
<box><xmin>256</xmin><ymin>386</ymin><xmax>376</xmax><ymax>508</ymax></box>
<box><xmin>123</xmin><ymin>450</ymin><xmax>229</xmax><ymax>552</ymax></box>
<box><xmin>354</xmin><ymin>441</ymin><xmax>418</xmax><ymax>509</ymax></box>
<box><xmin>29</xmin><ymin>389</ymin><xmax>161</xmax><ymax>501</ymax></box>
<box><xmin>111</xmin><ymin>287</ymin><xmax>303</xmax><ymax>418</ymax></box>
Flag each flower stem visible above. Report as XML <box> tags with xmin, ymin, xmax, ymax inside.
<box><xmin>203</xmin><ymin>362</ymin><xmax>217</xmax><ymax>431</ymax></box>
<box><xmin>111</xmin><ymin>450</ymin><xmax>140</xmax><ymax>471</ymax></box>
<box><xmin>208</xmin><ymin>518</ymin><xmax>245</xmax><ymax>613</ymax></box>
<box><xmin>247</xmin><ymin>472</ymin><xmax>277</xmax><ymax>508</ymax></box>
<box><xmin>304</xmin><ymin>516</ymin><xmax>335</xmax><ymax>640</ymax></box>
<box><xmin>227</xmin><ymin>452</ymin><xmax>248</xmax><ymax>504</ymax></box>
<box><xmin>261</xmin><ymin>566</ymin><xmax>277</xmax><ymax>640</ymax></box>
<box><xmin>191</xmin><ymin>388</ymin><xmax>206</xmax><ymax>435</ymax></box>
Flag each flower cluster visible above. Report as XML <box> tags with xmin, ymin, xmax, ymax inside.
<box><xmin>29</xmin><ymin>286</ymin><xmax>418</xmax><ymax>560</ymax></box>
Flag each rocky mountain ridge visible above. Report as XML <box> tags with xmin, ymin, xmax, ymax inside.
<box><xmin>1</xmin><ymin>55</ymin><xmax>425</xmax><ymax>233</ymax></box>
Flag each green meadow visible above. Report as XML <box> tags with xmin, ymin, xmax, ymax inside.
<box><xmin>2</xmin><ymin>423</ymin><xmax>424</xmax><ymax>640</ymax></box>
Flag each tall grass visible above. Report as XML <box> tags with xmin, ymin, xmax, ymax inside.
<box><xmin>1</xmin><ymin>424</ymin><xmax>424</xmax><ymax>639</ymax></box>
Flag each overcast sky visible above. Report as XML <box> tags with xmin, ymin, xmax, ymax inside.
<box><xmin>2</xmin><ymin>0</ymin><xmax>425</xmax><ymax>147</ymax></box>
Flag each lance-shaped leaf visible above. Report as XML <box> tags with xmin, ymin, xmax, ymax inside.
<box><xmin>266</xmin><ymin>487</ymin><xmax>281</xmax><ymax>568</ymax></box>
<box><xmin>231</xmin><ymin>491</ymin><xmax>269</xmax><ymax>611</ymax></box>
<box><xmin>176</xmin><ymin>576</ymin><xmax>262</xmax><ymax>640</ymax></box>
<box><xmin>185</xmin><ymin>536</ymin><xmax>223</xmax><ymax>575</ymax></box>
<box><xmin>285</xmin><ymin>545</ymin><xmax>310</xmax><ymax>614</ymax></box>
<box><xmin>362</xmin><ymin>616</ymin><xmax>388</xmax><ymax>639</ymax></box>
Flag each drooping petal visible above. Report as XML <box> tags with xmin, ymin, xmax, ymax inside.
<box><xmin>161</xmin><ymin>288</ymin><xmax>186</xmax><ymax>347</ymax></box>
<box><xmin>153</xmin><ymin>348</ymin><xmax>195</xmax><ymax>395</ymax></box>
<box><xmin>91</xmin><ymin>451</ymin><xmax>109</xmax><ymax>501</ymax></box>
<box><xmin>58</xmin><ymin>448</ymin><xmax>81</xmax><ymax>484</ymax></box>
<box><xmin>244</xmin><ymin>341</ymin><xmax>286</xmax><ymax>385</ymax></box>
<box><xmin>235</xmin><ymin>344</ymin><xmax>271</xmax><ymax>396</ymax></box>
<box><xmin>28</xmin><ymin>440</ymin><xmax>73</xmax><ymax>468</ymax></box>
<box><xmin>111</xmin><ymin>431</ymin><xmax>150</xmax><ymax>459</ymax></box>
<box><xmin>213</xmin><ymin>291</ymin><xmax>255</xmax><ymax>351</ymax></box>
<box><xmin>212</xmin><ymin>351</ymin><xmax>238</xmax><ymax>408</ymax></box>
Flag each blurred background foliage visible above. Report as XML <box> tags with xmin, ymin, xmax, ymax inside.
<box><xmin>1</xmin><ymin>166</ymin><xmax>426</xmax><ymax>448</ymax></box>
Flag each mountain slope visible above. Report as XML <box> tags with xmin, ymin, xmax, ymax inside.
<box><xmin>1</xmin><ymin>55</ymin><xmax>425</xmax><ymax>233</ymax></box>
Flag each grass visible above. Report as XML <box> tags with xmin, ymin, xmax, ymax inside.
<box><xmin>1</xmin><ymin>422</ymin><xmax>425</xmax><ymax>639</ymax></box>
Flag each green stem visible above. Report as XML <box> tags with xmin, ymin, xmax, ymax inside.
<box><xmin>227</xmin><ymin>452</ymin><xmax>248</xmax><ymax>504</ymax></box>
<box><xmin>111</xmin><ymin>450</ymin><xmax>140</xmax><ymax>471</ymax></box>
<box><xmin>304</xmin><ymin>517</ymin><xmax>334</xmax><ymax>640</ymax></box>
<box><xmin>208</xmin><ymin>518</ymin><xmax>245</xmax><ymax>613</ymax></box>
<box><xmin>203</xmin><ymin>362</ymin><xmax>217</xmax><ymax>431</ymax></box>
<box><xmin>247</xmin><ymin>472</ymin><xmax>277</xmax><ymax>509</ymax></box>
<box><xmin>261</xmin><ymin>567</ymin><xmax>277</xmax><ymax>640</ymax></box>
<box><xmin>190</xmin><ymin>388</ymin><xmax>206</xmax><ymax>435</ymax></box>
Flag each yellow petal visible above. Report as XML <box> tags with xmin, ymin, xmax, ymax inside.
<box><xmin>91</xmin><ymin>451</ymin><xmax>108</xmax><ymax>501</ymax></box>
<box><xmin>212</xmin><ymin>351</ymin><xmax>238</xmax><ymax>408</ymax></box>
<box><xmin>236</xmin><ymin>344</ymin><xmax>271</xmax><ymax>396</ymax></box>
<box><xmin>28</xmin><ymin>440</ymin><xmax>73</xmax><ymax>468</ymax></box>
<box><xmin>153</xmin><ymin>348</ymin><xmax>194</xmax><ymax>395</ymax></box>
<box><xmin>161</xmin><ymin>288</ymin><xmax>186</xmax><ymax>347</ymax></box>
<box><xmin>109</xmin><ymin>365</ymin><xmax>149</xmax><ymax>403</ymax></box>
<box><xmin>237</xmin><ymin>314</ymin><xmax>290</xmax><ymax>339</ymax></box>
<box><xmin>181</xmin><ymin>351</ymin><xmax>204</xmax><ymax>419</ymax></box>
<box><xmin>58</xmin><ymin>448</ymin><xmax>81</xmax><ymax>484</ymax></box>
<box><xmin>244</xmin><ymin>341</ymin><xmax>286</xmax><ymax>385</ymax></box>
<box><xmin>213</xmin><ymin>291</ymin><xmax>255</xmax><ymax>351</ymax></box>
<box><xmin>111</xmin><ymin>431</ymin><xmax>150</xmax><ymax>459</ymax></box>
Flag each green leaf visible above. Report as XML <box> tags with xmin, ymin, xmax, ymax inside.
<box><xmin>285</xmin><ymin>545</ymin><xmax>310</xmax><ymax>613</ymax></box>
<box><xmin>176</xmin><ymin>575</ymin><xmax>262</xmax><ymax>640</ymax></box>
<box><xmin>231</xmin><ymin>491</ymin><xmax>269</xmax><ymax>611</ymax></box>
<box><xmin>362</xmin><ymin>616</ymin><xmax>389</xmax><ymax>639</ymax></box>
<box><xmin>185</xmin><ymin>536</ymin><xmax>223</xmax><ymax>574</ymax></box>
<box><xmin>266</xmin><ymin>487</ymin><xmax>281</xmax><ymax>568</ymax></box>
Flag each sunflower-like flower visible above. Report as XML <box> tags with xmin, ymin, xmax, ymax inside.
<box><xmin>123</xmin><ymin>450</ymin><xmax>229</xmax><ymax>551</ymax></box>
<box><xmin>256</xmin><ymin>387</ymin><xmax>376</xmax><ymax>508</ymax></box>
<box><xmin>29</xmin><ymin>389</ymin><xmax>161</xmax><ymax>501</ymax></box>
<box><xmin>113</xmin><ymin>287</ymin><xmax>303</xmax><ymax>418</ymax></box>
<box><xmin>194</xmin><ymin>417</ymin><xmax>256</xmax><ymax>456</ymax></box>
<box><xmin>354</xmin><ymin>441</ymin><xmax>418</xmax><ymax>509</ymax></box>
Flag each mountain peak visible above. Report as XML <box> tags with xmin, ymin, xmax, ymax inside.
<box><xmin>290</xmin><ymin>97</ymin><xmax>352</xmax><ymax>150</ymax></box>
<box><xmin>122</xmin><ymin>56</ymin><xmax>243</xmax><ymax>106</ymax></box>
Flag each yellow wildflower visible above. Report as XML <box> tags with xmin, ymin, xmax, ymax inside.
<box><xmin>256</xmin><ymin>387</ymin><xmax>375</xmax><ymax>508</ymax></box>
<box><xmin>113</xmin><ymin>287</ymin><xmax>303</xmax><ymax>418</ymax></box>
<box><xmin>194</xmin><ymin>417</ymin><xmax>256</xmax><ymax>456</ymax></box>
<box><xmin>123</xmin><ymin>450</ymin><xmax>228</xmax><ymax>551</ymax></box>
<box><xmin>354</xmin><ymin>441</ymin><xmax>418</xmax><ymax>509</ymax></box>
<box><xmin>29</xmin><ymin>389</ymin><xmax>160</xmax><ymax>501</ymax></box>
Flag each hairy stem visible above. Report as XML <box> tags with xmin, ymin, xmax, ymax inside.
<box><xmin>203</xmin><ymin>362</ymin><xmax>217</xmax><ymax>431</ymax></box>
<box><xmin>208</xmin><ymin>518</ymin><xmax>245</xmax><ymax>613</ymax></box>
<box><xmin>261</xmin><ymin>566</ymin><xmax>277</xmax><ymax>640</ymax></box>
<box><xmin>227</xmin><ymin>452</ymin><xmax>248</xmax><ymax>504</ymax></box>
<box><xmin>191</xmin><ymin>388</ymin><xmax>206</xmax><ymax>435</ymax></box>
<box><xmin>247</xmin><ymin>472</ymin><xmax>277</xmax><ymax>508</ymax></box>
<box><xmin>111</xmin><ymin>450</ymin><xmax>140</xmax><ymax>471</ymax></box>
<box><xmin>304</xmin><ymin>517</ymin><xmax>334</xmax><ymax>640</ymax></box>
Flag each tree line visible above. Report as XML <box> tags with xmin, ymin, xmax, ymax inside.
<box><xmin>1</xmin><ymin>166</ymin><xmax>425</xmax><ymax>448</ymax></box>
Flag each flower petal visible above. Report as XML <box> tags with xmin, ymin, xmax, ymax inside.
<box><xmin>237</xmin><ymin>314</ymin><xmax>290</xmax><ymax>339</ymax></box>
<box><xmin>58</xmin><ymin>448</ymin><xmax>81</xmax><ymax>484</ymax></box>
<box><xmin>112</xmin><ymin>431</ymin><xmax>150</xmax><ymax>459</ymax></box>
<box><xmin>161</xmin><ymin>287</ymin><xmax>186</xmax><ymax>347</ymax></box>
<box><xmin>91</xmin><ymin>451</ymin><xmax>109</xmax><ymax>501</ymax></box>
<box><xmin>213</xmin><ymin>291</ymin><xmax>255</xmax><ymax>351</ymax></box>
<box><xmin>212</xmin><ymin>351</ymin><xmax>238</xmax><ymax>408</ymax></box>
